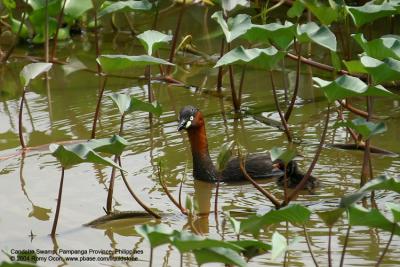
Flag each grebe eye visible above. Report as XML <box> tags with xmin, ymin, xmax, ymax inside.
<box><xmin>190</xmin><ymin>116</ymin><xmax>194</xmax><ymax>121</ymax></box>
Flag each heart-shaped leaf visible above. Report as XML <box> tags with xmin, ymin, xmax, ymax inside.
<box><xmin>242</xmin><ymin>21</ymin><xmax>295</xmax><ymax>49</ymax></box>
<box><xmin>49</xmin><ymin>143</ymin><xmax>125</xmax><ymax>170</ymax></box>
<box><xmin>137</xmin><ymin>30</ymin><xmax>172</xmax><ymax>56</ymax></box>
<box><xmin>348</xmin><ymin>205</ymin><xmax>400</xmax><ymax>235</ymax></box>
<box><xmin>296</xmin><ymin>22</ymin><xmax>337</xmax><ymax>51</ymax></box>
<box><xmin>221</xmin><ymin>0</ymin><xmax>249</xmax><ymax>12</ymax></box>
<box><xmin>347</xmin><ymin>2</ymin><xmax>397</xmax><ymax>27</ymax></box>
<box><xmin>109</xmin><ymin>93</ymin><xmax>131</xmax><ymax>115</ymax></box>
<box><xmin>98</xmin><ymin>0</ymin><xmax>152</xmax><ymax>18</ymax></box>
<box><xmin>64</xmin><ymin>0</ymin><xmax>93</xmax><ymax>19</ymax></box>
<box><xmin>352</xmin><ymin>33</ymin><xmax>400</xmax><ymax>61</ymax></box>
<box><xmin>135</xmin><ymin>224</ymin><xmax>174</xmax><ymax>248</ymax></box>
<box><xmin>316</xmin><ymin>208</ymin><xmax>345</xmax><ymax>227</ymax></box>
<box><xmin>360</xmin><ymin>56</ymin><xmax>400</xmax><ymax>83</ymax></box>
<box><xmin>270</xmin><ymin>147</ymin><xmax>297</xmax><ymax>165</ymax></box>
<box><xmin>340</xmin><ymin>175</ymin><xmax>400</xmax><ymax>207</ymax></box>
<box><xmin>86</xmin><ymin>135</ymin><xmax>128</xmax><ymax>155</ymax></box>
<box><xmin>211</xmin><ymin>11</ymin><xmax>252</xmax><ymax>43</ymax></box>
<box><xmin>214</xmin><ymin>46</ymin><xmax>285</xmax><ymax>69</ymax></box>
<box><xmin>193</xmin><ymin>247</ymin><xmax>246</xmax><ymax>267</ymax></box>
<box><xmin>313</xmin><ymin>75</ymin><xmax>396</xmax><ymax>103</ymax></box>
<box><xmin>334</xmin><ymin>117</ymin><xmax>386</xmax><ymax>139</ymax></box>
<box><xmin>20</xmin><ymin>63</ymin><xmax>53</xmax><ymax>87</ymax></box>
<box><xmin>386</xmin><ymin>203</ymin><xmax>400</xmax><ymax>223</ymax></box>
<box><xmin>271</xmin><ymin>231</ymin><xmax>287</xmax><ymax>260</ymax></box>
<box><xmin>97</xmin><ymin>55</ymin><xmax>174</xmax><ymax>73</ymax></box>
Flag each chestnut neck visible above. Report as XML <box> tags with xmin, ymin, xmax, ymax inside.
<box><xmin>187</xmin><ymin>123</ymin><xmax>218</xmax><ymax>182</ymax></box>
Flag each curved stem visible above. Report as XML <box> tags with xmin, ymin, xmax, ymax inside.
<box><xmin>303</xmin><ymin>225</ymin><xmax>319</xmax><ymax>267</ymax></box>
<box><xmin>239</xmin><ymin>154</ymin><xmax>281</xmax><ymax>209</ymax></box>
<box><xmin>284</xmin><ymin>43</ymin><xmax>301</xmax><ymax>122</ymax></box>
<box><xmin>375</xmin><ymin>224</ymin><xmax>396</xmax><ymax>267</ymax></box>
<box><xmin>50</xmin><ymin>0</ymin><xmax>67</xmax><ymax>60</ymax></box>
<box><xmin>227</xmin><ymin>43</ymin><xmax>240</xmax><ymax>111</ymax></box>
<box><xmin>270</xmin><ymin>71</ymin><xmax>292</xmax><ymax>142</ymax></box>
<box><xmin>91</xmin><ymin>76</ymin><xmax>108</xmax><ymax>139</ymax></box>
<box><xmin>286</xmin><ymin>53</ymin><xmax>350</xmax><ymax>76</ymax></box>
<box><xmin>18</xmin><ymin>87</ymin><xmax>27</xmax><ymax>149</ymax></box>
<box><xmin>157</xmin><ymin>163</ymin><xmax>187</xmax><ymax>215</ymax></box>
<box><xmin>166</xmin><ymin>0</ymin><xmax>186</xmax><ymax>75</ymax></box>
<box><xmin>216</xmin><ymin>38</ymin><xmax>225</xmax><ymax>93</ymax></box>
<box><xmin>106</xmin><ymin>156</ymin><xmax>118</xmax><ymax>214</ymax></box>
<box><xmin>283</xmin><ymin>104</ymin><xmax>330</xmax><ymax>206</ymax></box>
<box><xmin>1</xmin><ymin>2</ymin><xmax>28</xmax><ymax>63</ymax></box>
<box><xmin>51</xmin><ymin>167</ymin><xmax>65</xmax><ymax>237</ymax></box>
<box><xmin>339</xmin><ymin>225</ymin><xmax>351</xmax><ymax>267</ymax></box>
<box><xmin>118</xmin><ymin>157</ymin><xmax>161</xmax><ymax>219</ymax></box>
<box><xmin>328</xmin><ymin>227</ymin><xmax>332</xmax><ymax>267</ymax></box>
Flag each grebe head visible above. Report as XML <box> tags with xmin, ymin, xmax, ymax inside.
<box><xmin>177</xmin><ymin>106</ymin><xmax>203</xmax><ymax>131</ymax></box>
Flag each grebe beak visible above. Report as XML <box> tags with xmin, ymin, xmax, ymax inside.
<box><xmin>177</xmin><ymin>119</ymin><xmax>187</xmax><ymax>131</ymax></box>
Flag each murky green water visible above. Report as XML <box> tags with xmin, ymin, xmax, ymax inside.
<box><xmin>1</xmin><ymin>4</ymin><xmax>400</xmax><ymax>267</ymax></box>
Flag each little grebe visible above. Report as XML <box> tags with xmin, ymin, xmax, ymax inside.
<box><xmin>177</xmin><ymin>106</ymin><xmax>318</xmax><ymax>189</ymax></box>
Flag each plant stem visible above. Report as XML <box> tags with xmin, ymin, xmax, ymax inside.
<box><xmin>149</xmin><ymin>248</ymin><xmax>153</xmax><ymax>267</ymax></box>
<box><xmin>118</xmin><ymin>158</ymin><xmax>161</xmax><ymax>219</ymax></box>
<box><xmin>51</xmin><ymin>167</ymin><xmax>65</xmax><ymax>237</ymax></box>
<box><xmin>166</xmin><ymin>0</ymin><xmax>186</xmax><ymax>75</ymax></box>
<box><xmin>92</xmin><ymin>0</ymin><xmax>101</xmax><ymax>74</ymax></box>
<box><xmin>284</xmin><ymin>42</ymin><xmax>301</xmax><ymax>122</ymax></box>
<box><xmin>45</xmin><ymin>0</ymin><xmax>49</xmax><ymax>62</ymax></box>
<box><xmin>286</xmin><ymin>53</ymin><xmax>350</xmax><ymax>76</ymax></box>
<box><xmin>1</xmin><ymin>3</ymin><xmax>28</xmax><ymax>63</ymax></box>
<box><xmin>214</xmin><ymin>177</ymin><xmax>220</xmax><ymax>216</ymax></box>
<box><xmin>303</xmin><ymin>225</ymin><xmax>319</xmax><ymax>267</ymax></box>
<box><xmin>339</xmin><ymin>225</ymin><xmax>351</xmax><ymax>267</ymax></box>
<box><xmin>238</xmin><ymin>66</ymin><xmax>246</xmax><ymax>107</ymax></box>
<box><xmin>227</xmin><ymin>43</ymin><xmax>240</xmax><ymax>112</ymax></box>
<box><xmin>283</xmin><ymin>104</ymin><xmax>330</xmax><ymax>206</ymax></box>
<box><xmin>239</xmin><ymin>154</ymin><xmax>281</xmax><ymax>209</ymax></box>
<box><xmin>106</xmin><ymin>156</ymin><xmax>118</xmax><ymax>214</ymax></box>
<box><xmin>157</xmin><ymin>163</ymin><xmax>187</xmax><ymax>215</ymax></box>
<box><xmin>270</xmin><ymin>71</ymin><xmax>292</xmax><ymax>142</ymax></box>
<box><xmin>375</xmin><ymin>224</ymin><xmax>396</xmax><ymax>267</ymax></box>
<box><xmin>91</xmin><ymin>76</ymin><xmax>108</xmax><ymax>139</ymax></box>
<box><xmin>216</xmin><ymin>38</ymin><xmax>225</xmax><ymax>93</ymax></box>
<box><xmin>18</xmin><ymin>87</ymin><xmax>27</xmax><ymax>149</ymax></box>
<box><xmin>50</xmin><ymin>0</ymin><xmax>67</xmax><ymax>60</ymax></box>
<box><xmin>328</xmin><ymin>227</ymin><xmax>332</xmax><ymax>267</ymax></box>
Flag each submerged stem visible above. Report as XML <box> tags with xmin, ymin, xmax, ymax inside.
<box><xmin>51</xmin><ymin>167</ymin><xmax>65</xmax><ymax>237</ymax></box>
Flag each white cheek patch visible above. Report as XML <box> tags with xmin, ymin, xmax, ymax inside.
<box><xmin>185</xmin><ymin>120</ymin><xmax>192</xmax><ymax>128</ymax></box>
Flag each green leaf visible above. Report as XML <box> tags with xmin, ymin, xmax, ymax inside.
<box><xmin>49</xmin><ymin>138</ymin><xmax>127</xmax><ymax>170</ymax></box>
<box><xmin>299</xmin><ymin>0</ymin><xmax>340</xmax><ymax>25</ymax></box>
<box><xmin>239</xmin><ymin>204</ymin><xmax>311</xmax><ymax>237</ymax></box>
<box><xmin>343</xmin><ymin>60</ymin><xmax>367</xmax><ymax>74</ymax></box>
<box><xmin>171</xmin><ymin>231</ymin><xmax>243</xmax><ymax>253</ymax></box>
<box><xmin>270</xmin><ymin>147</ymin><xmax>297</xmax><ymax>165</ymax></box>
<box><xmin>10</xmin><ymin>18</ymin><xmax>29</xmax><ymax>38</ymax></box>
<box><xmin>386</xmin><ymin>203</ymin><xmax>400</xmax><ymax>223</ymax></box>
<box><xmin>271</xmin><ymin>231</ymin><xmax>287</xmax><ymax>260</ymax></box>
<box><xmin>228</xmin><ymin>215</ymin><xmax>241</xmax><ymax>236</ymax></box>
<box><xmin>137</xmin><ymin>30</ymin><xmax>172</xmax><ymax>56</ymax></box>
<box><xmin>287</xmin><ymin>0</ymin><xmax>305</xmax><ymax>18</ymax></box>
<box><xmin>64</xmin><ymin>0</ymin><xmax>93</xmax><ymax>19</ymax></box>
<box><xmin>98</xmin><ymin>0</ymin><xmax>152</xmax><ymax>17</ymax></box>
<box><xmin>135</xmin><ymin>224</ymin><xmax>173</xmax><ymax>248</ymax></box>
<box><xmin>3</xmin><ymin>0</ymin><xmax>16</xmax><ymax>9</ymax></box>
<box><xmin>216</xmin><ymin>141</ymin><xmax>235</xmax><ymax>171</ymax></box>
<box><xmin>316</xmin><ymin>208</ymin><xmax>345</xmax><ymax>227</ymax></box>
<box><xmin>109</xmin><ymin>93</ymin><xmax>131</xmax><ymax>115</ymax></box>
<box><xmin>340</xmin><ymin>175</ymin><xmax>400</xmax><ymax>207</ymax></box>
<box><xmin>214</xmin><ymin>46</ymin><xmax>285</xmax><ymax>69</ymax></box>
<box><xmin>348</xmin><ymin>205</ymin><xmax>400</xmax><ymax>235</ymax></box>
<box><xmin>228</xmin><ymin>240</ymin><xmax>271</xmax><ymax>260</ymax></box>
<box><xmin>221</xmin><ymin>0</ymin><xmax>249</xmax><ymax>12</ymax></box>
<box><xmin>97</xmin><ymin>54</ymin><xmax>174</xmax><ymax>73</ymax></box>
<box><xmin>313</xmin><ymin>75</ymin><xmax>396</xmax><ymax>103</ymax></box>
<box><xmin>296</xmin><ymin>22</ymin><xmax>337</xmax><ymax>51</ymax></box>
<box><xmin>334</xmin><ymin>117</ymin><xmax>386</xmax><ymax>139</ymax></box>
<box><xmin>128</xmin><ymin>97</ymin><xmax>162</xmax><ymax>117</ymax></box>
<box><xmin>62</xmin><ymin>57</ymin><xmax>88</xmax><ymax>76</ymax></box>
<box><xmin>360</xmin><ymin>56</ymin><xmax>400</xmax><ymax>83</ymax></box>
<box><xmin>347</xmin><ymin>2</ymin><xmax>396</xmax><ymax>27</ymax></box>
<box><xmin>211</xmin><ymin>11</ymin><xmax>252</xmax><ymax>43</ymax></box>
<box><xmin>242</xmin><ymin>21</ymin><xmax>295</xmax><ymax>50</ymax></box>
<box><xmin>193</xmin><ymin>247</ymin><xmax>246</xmax><ymax>267</ymax></box>
<box><xmin>20</xmin><ymin>63</ymin><xmax>53</xmax><ymax>87</ymax></box>
<box><xmin>352</xmin><ymin>33</ymin><xmax>400</xmax><ymax>61</ymax></box>
<box><xmin>86</xmin><ymin>135</ymin><xmax>128</xmax><ymax>155</ymax></box>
